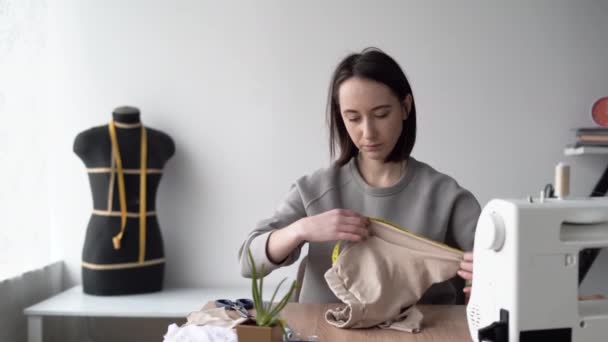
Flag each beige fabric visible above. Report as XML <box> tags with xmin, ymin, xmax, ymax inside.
<box><xmin>377</xmin><ymin>306</ymin><xmax>424</xmax><ymax>333</ymax></box>
<box><xmin>185</xmin><ymin>307</ymin><xmax>247</xmax><ymax>329</ymax></box>
<box><xmin>164</xmin><ymin>308</ymin><xmax>241</xmax><ymax>342</ymax></box>
<box><xmin>324</xmin><ymin>219</ymin><xmax>463</xmax><ymax>332</ymax></box>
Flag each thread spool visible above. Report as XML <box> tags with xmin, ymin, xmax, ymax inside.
<box><xmin>555</xmin><ymin>162</ymin><xmax>570</xmax><ymax>199</ymax></box>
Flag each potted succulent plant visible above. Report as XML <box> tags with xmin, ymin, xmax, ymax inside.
<box><xmin>236</xmin><ymin>249</ymin><xmax>298</xmax><ymax>342</ymax></box>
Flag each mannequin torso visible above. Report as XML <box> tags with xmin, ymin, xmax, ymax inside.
<box><xmin>73</xmin><ymin>106</ymin><xmax>175</xmax><ymax>295</ymax></box>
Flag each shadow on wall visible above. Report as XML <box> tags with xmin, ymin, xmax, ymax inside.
<box><xmin>154</xmin><ymin>131</ymin><xmax>205</xmax><ymax>288</ymax></box>
<box><xmin>0</xmin><ymin>262</ymin><xmax>64</xmax><ymax>342</ymax></box>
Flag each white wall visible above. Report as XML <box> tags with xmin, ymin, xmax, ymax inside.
<box><xmin>43</xmin><ymin>0</ymin><xmax>608</xmax><ymax>295</ymax></box>
<box><xmin>0</xmin><ymin>0</ymin><xmax>52</xmax><ymax>280</ymax></box>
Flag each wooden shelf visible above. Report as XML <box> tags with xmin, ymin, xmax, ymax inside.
<box><xmin>564</xmin><ymin>145</ymin><xmax>608</xmax><ymax>156</ymax></box>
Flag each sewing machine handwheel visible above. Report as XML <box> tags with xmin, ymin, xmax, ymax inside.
<box><xmin>478</xmin><ymin>211</ymin><xmax>506</xmax><ymax>251</ymax></box>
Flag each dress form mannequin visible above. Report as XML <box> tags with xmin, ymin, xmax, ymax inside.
<box><xmin>73</xmin><ymin>106</ymin><xmax>175</xmax><ymax>295</ymax></box>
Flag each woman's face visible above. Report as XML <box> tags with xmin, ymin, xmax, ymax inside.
<box><xmin>338</xmin><ymin>77</ymin><xmax>409</xmax><ymax>162</ymax></box>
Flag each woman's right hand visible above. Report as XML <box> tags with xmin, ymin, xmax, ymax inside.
<box><xmin>294</xmin><ymin>209</ymin><xmax>370</xmax><ymax>242</ymax></box>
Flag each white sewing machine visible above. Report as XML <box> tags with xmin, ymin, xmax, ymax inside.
<box><xmin>467</xmin><ymin>197</ymin><xmax>608</xmax><ymax>342</ymax></box>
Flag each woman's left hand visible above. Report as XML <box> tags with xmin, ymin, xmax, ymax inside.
<box><xmin>458</xmin><ymin>252</ymin><xmax>474</xmax><ymax>296</ymax></box>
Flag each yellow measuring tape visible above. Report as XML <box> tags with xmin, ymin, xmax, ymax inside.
<box><xmin>108</xmin><ymin>121</ymin><xmax>148</xmax><ymax>263</ymax></box>
<box><xmin>331</xmin><ymin>217</ymin><xmax>463</xmax><ymax>265</ymax></box>
<box><xmin>331</xmin><ymin>240</ymin><xmax>342</xmax><ymax>266</ymax></box>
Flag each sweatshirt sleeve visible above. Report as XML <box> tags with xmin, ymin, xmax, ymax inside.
<box><xmin>238</xmin><ymin>184</ymin><xmax>307</xmax><ymax>278</ymax></box>
<box><xmin>447</xmin><ymin>189</ymin><xmax>482</xmax><ymax>251</ymax></box>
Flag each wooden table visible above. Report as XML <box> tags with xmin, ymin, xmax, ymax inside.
<box><xmin>25</xmin><ymin>286</ymin><xmax>471</xmax><ymax>341</ymax></box>
<box><xmin>210</xmin><ymin>302</ymin><xmax>472</xmax><ymax>342</ymax></box>
<box><xmin>283</xmin><ymin>304</ymin><xmax>471</xmax><ymax>342</ymax></box>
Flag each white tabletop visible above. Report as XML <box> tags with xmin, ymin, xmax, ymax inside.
<box><xmin>24</xmin><ymin>286</ymin><xmax>281</xmax><ymax>318</ymax></box>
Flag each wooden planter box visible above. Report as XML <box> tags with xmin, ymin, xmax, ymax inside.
<box><xmin>235</xmin><ymin>323</ymin><xmax>283</xmax><ymax>342</ymax></box>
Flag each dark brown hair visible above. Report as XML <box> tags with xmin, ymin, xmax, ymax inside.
<box><xmin>328</xmin><ymin>48</ymin><xmax>417</xmax><ymax>166</ymax></box>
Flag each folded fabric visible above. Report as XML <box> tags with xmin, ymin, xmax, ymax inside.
<box><xmin>163</xmin><ymin>323</ymin><xmax>237</xmax><ymax>342</ymax></box>
<box><xmin>324</xmin><ymin>218</ymin><xmax>463</xmax><ymax>332</ymax></box>
<box><xmin>185</xmin><ymin>307</ymin><xmax>247</xmax><ymax>328</ymax></box>
<box><xmin>163</xmin><ymin>307</ymin><xmax>246</xmax><ymax>342</ymax></box>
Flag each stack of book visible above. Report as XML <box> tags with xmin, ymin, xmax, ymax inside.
<box><xmin>574</xmin><ymin>128</ymin><xmax>608</xmax><ymax>148</ymax></box>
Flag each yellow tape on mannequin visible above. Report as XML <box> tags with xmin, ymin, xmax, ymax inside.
<box><xmin>108</xmin><ymin>121</ymin><xmax>127</xmax><ymax>250</ymax></box>
<box><xmin>108</xmin><ymin>121</ymin><xmax>148</xmax><ymax>264</ymax></box>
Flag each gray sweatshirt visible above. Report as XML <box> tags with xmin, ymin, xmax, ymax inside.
<box><xmin>238</xmin><ymin>156</ymin><xmax>481</xmax><ymax>304</ymax></box>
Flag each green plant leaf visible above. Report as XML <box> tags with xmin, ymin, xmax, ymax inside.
<box><xmin>267</xmin><ymin>280</ymin><xmax>298</xmax><ymax>319</ymax></box>
<box><xmin>256</xmin><ymin>264</ymin><xmax>269</xmax><ymax>327</ymax></box>
<box><xmin>260</xmin><ymin>314</ymin><xmax>272</xmax><ymax>326</ymax></box>
<box><xmin>245</xmin><ymin>248</ymin><xmax>299</xmax><ymax>328</ymax></box>
<box><xmin>271</xmin><ymin>280</ymin><xmax>298</xmax><ymax>316</ymax></box>
<box><xmin>266</xmin><ymin>277</ymin><xmax>287</xmax><ymax>312</ymax></box>
<box><xmin>246</xmin><ymin>248</ymin><xmax>263</xmax><ymax>323</ymax></box>
<box><xmin>259</xmin><ymin>263</ymin><xmax>264</xmax><ymax>315</ymax></box>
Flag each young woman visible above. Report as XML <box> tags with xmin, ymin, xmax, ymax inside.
<box><xmin>238</xmin><ymin>48</ymin><xmax>479</xmax><ymax>304</ymax></box>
